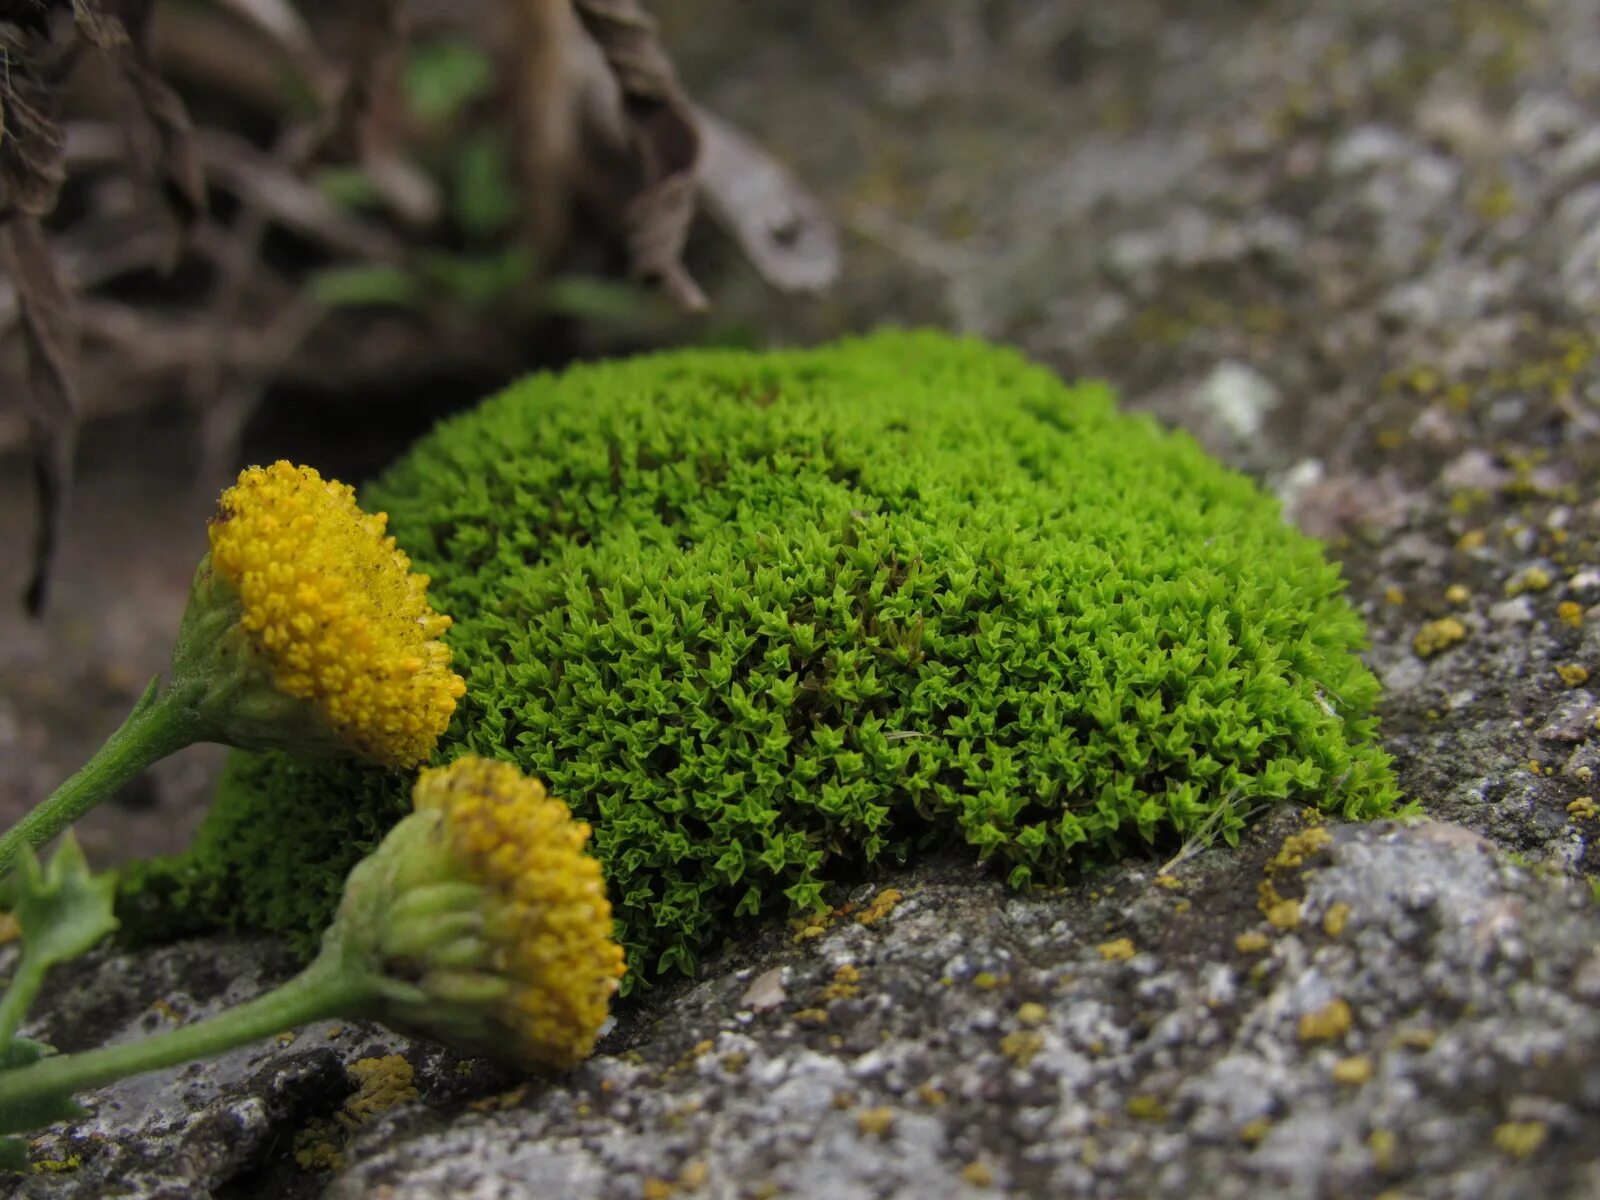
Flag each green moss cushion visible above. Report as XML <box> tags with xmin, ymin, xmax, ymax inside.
<box><xmin>121</xmin><ymin>331</ymin><xmax>1396</xmax><ymax>986</ymax></box>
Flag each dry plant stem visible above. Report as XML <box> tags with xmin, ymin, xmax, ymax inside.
<box><xmin>0</xmin><ymin>682</ymin><xmax>204</xmax><ymax>877</ymax></box>
<box><xmin>0</xmin><ymin>954</ymin><xmax>367</xmax><ymax>1126</ymax></box>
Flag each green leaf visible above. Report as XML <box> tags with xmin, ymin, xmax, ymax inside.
<box><xmin>12</xmin><ymin>836</ymin><xmax>118</xmax><ymax>973</ymax></box>
<box><xmin>404</xmin><ymin>39</ymin><xmax>494</xmax><ymax>125</ymax></box>
<box><xmin>0</xmin><ymin>1136</ymin><xmax>29</xmax><ymax>1173</ymax></box>
<box><xmin>0</xmin><ymin>836</ymin><xmax>119</xmax><ymax>1056</ymax></box>
<box><xmin>0</xmin><ymin>1091</ymin><xmax>85</xmax><ymax>1138</ymax></box>
<box><xmin>0</xmin><ymin>1039</ymin><xmax>54</xmax><ymax>1071</ymax></box>
<box><xmin>307</xmin><ymin>265</ymin><xmax>423</xmax><ymax>310</ymax></box>
<box><xmin>450</xmin><ymin>131</ymin><xmax>519</xmax><ymax>240</ymax></box>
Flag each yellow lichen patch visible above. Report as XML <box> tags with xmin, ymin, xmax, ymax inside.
<box><xmin>961</xmin><ymin>1161</ymin><xmax>995</xmax><ymax>1187</ymax></box>
<box><xmin>1383</xmin><ymin>585</ymin><xmax>1406</xmax><ymax>604</ymax></box>
<box><xmin>1505</xmin><ymin>567</ymin><xmax>1552</xmax><ymax>596</ymax></box>
<box><xmin>1557</xmin><ymin>601</ymin><xmax>1584</xmax><ymax>628</ymax></box>
<box><xmin>1016</xmin><ymin>1002</ymin><xmax>1049</xmax><ymax>1026</ymax></box>
<box><xmin>1492</xmin><ymin>1120</ymin><xmax>1548</xmax><ymax>1159</ymax></box>
<box><xmin>856</xmin><ymin>888</ymin><xmax>903</xmax><ymax>927</ymax></box>
<box><xmin>0</xmin><ymin>912</ymin><xmax>19</xmax><ymax>945</ymax></box>
<box><xmin>208</xmin><ymin>461</ymin><xmax>466</xmax><ymax>767</ymax></box>
<box><xmin>1235</xmin><ymin>931</ymin><xmax>1271</xmax><ymax>954</ymax></box>
<box><xmin>793</xmin><ymin>1008</ymin><xmax>830</xmax><ymax>1026</ymax></box>
<box><xmin>856</xmin><ymin>1107</ymin><xmax>896</xmax><ymax>1137</ymax></box>
<box><xmin>1238</xmin><ymin>1118</ymin><xmax>1272</xmax><ymax>1146</ymax></box>
<box><xmin>1298</xmin><ymin>998</ymin><xmax>1353</xmax><ymax>1042</ymax></box>
<box><xmin>1268</xmin><ymin>826</ymin><xmax>1333</xmax><ymax>873</ymax></box>
<box><xmin>791</xmin><ymin>912</ymin><xmax>834</xmax><ymax>942</ymax></box>
<box><xmin>917</xmin><ymin>1083</ymin><xmax>948</xmax><ymax>1107</ymax></box>
<box><xmin>1568</xmin><ymin>796</ymin><xmax>1598</xmax><ymax>822</ymax></box>
<box><xmin>1557</xmin><ymin>664</ymin><xmax>1590</xmax><ymax>687</ymax></box>
<box><xmin>1392</xmin><ymin>1027</ymin><xmax>1438</xmax><ymax>1052</ymax></box>
<box><xmin>30</xmin><ymin>1155</ymin><xmax>81</xmax><ymax>1174</ymax></box>
<box><xmin>1323</xmin><ymin>902</ymin><xmax>1352</xmax><ymax>937</ymax></box>
<box><xmin>1456</xmin><ymin>529</ymin><xmax>1487</xmax><ymax>552</ymax></box>
<box><xmin>1097</xmin><ymin>938</ymin><xmax>1136</xmax><ymax>961</ymax></box>
<box><xmin>1263</xmin><ymin>893</ymin><xmax>1301</xmax><ymax>931</ymax></box>
<box><xmin>1368</xmin><ymin>1128</ymin><xmax>1398</xmax><ymax>1172</ymax></box>
<box><xmin>642</xmin><ymin>1177</ymin><xmax>676</xmax><ymax>1200</ymax></box>
<box><xmin>678</xmin><ymin>1160</ymin><xmax>710</xmax><ymax>1192</ymax></box>
<box><xmin>1331</xmin><ymin>1055</ymin><xmax>1372</xmax><ymax>1085</ymax></box>
<box><xmin>1000</xmin><ymin>1030</ymin><xmax>1045</xmax><ymax>1067</ymax></box>
<box><xmin>467</xmin><ymin>1083</ymin><xmax>529</xmax><ymax>1113</ymax></box>
<box><xmin>1444</xmin><ymin>583</ymin><xmax>1471</xmax><ymax>607</ymax></box>
<box><xmin>292</xmin><ymin>1121</ymin><xmax>344</xmax><ymax>1172</ymax></box>
<box><xmin>339</xmin><ymin>1055</ymin><xmax>419</xmax><ymax>1130</ymax></box>
<box><xmin>822</xmin><ymin>965</ymin><xmax>862</xmax><ymax>1001</ymax></box>
<box><xmin>1125</xmin><ymin>1095</ymin><xmax>1168</xmax><ymax>1121</ymax></box>
<box><xmin>1413</xmin><ymin>617</ymin><xmax>1468</xmax><ymax>659</ymax></box>
<box><xmin>1153</xmin><ymin>873</ymin><xmax>1184</xmax><ymax>890</ymax></box>
<box><xmin>412</xmin><ymin>758</ymin><xmax>626</xmax><ymax>1069</ymax></box>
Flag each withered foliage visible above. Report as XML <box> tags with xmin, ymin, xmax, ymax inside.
<box><xmin>2</xmin><ymin>0</ymin><xmax>205</xmax><ymax>612</ymax></box>
<box><xmin>1</xmin><ymin>0</ymin><xmax>838</xmax><ymax>614</ymax></box>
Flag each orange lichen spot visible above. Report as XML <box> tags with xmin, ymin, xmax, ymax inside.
<box><xmin>961</xmin><ymin>1161</ymin><xmax>996</xmax><ymax>1187</ymax></box>
<box><xmin>1505</xmin><ymin>567</ymin><xmax>1552</xmax><ymax>596</ymax></box>
<box><xmin>1238</xmin><ymin>1117</ymin><xmax>1272</xmax><ymax>1145</ymax></box>
<box><xmin>1096</xmin><ymin>938</ymin><xmax>1136</xmax><ymax>962</ymax></box>
<box><xmin>1268</xmin><ymin>826</ymin><xmax>1333</xmax><ymax>873</ymax></box>
<box><xmin>1016</xmin><ymin>1002</ymin><xmax>1049</xmax><ymax>1026</ymax></box>
<box><xmin>1125</xmin><ymin>1094</ymin><xmax>1168</xmax><ymax>1121</ymax></box>
<box><xmin>1331</xmin><ymin>1055</ymin><xmax>1373</xmax><ymax>1085</ymax></box>
<box><xmin>822</xmin><ymin>965</ymin><xmax>862</xmax><ymax>1001</ymax></box>
<box><xmin>1368</xmin><ymin>1128</ymin><xmax>1398</xmax><ymax>1172</ymax></box>
<box><xmin>1000</xmin><ymin>1030</ymin><xmax>1045</xmax><ymax>1067</ymax></box>
<box><xmin>856</xmin><ymin>1107</ymin><xmax>896</xmax><ymax>1137</ymax></box>
<box><xmin>340</xmin><ymin>1055</ymin><xmax>419</xmax><ymax>1129</ymax></box>
<box><xmin>1492</xmin><ymin>1120</ymin><xmax>1548</xmax><ymax>1159</ymax></box>
<box><xmin>1298</xmin><ymin>998</ymin><xmax>1354</xmax><ymax>1042</ymax></box>
<box><xmin>1413</xmin><ymin>617</ymin><xmax>1468</xmax><ymax>659</ymax></box>
<box><xmin>1323</xmin><ymin>902</ymin><xmax>1352</xmax><ymax>937</ymax></box>
<box><xmin>856</xmin><ymin>888</ymin><xmax>903</xmax><ymax>927</ymax></box>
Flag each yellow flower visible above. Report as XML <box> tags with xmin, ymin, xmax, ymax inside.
<box><xmin>408</xmin><ymin>758</ymin><xmax>626</xmax><ymax>1068</ymax></box>
<box><xmin>207</xmin><ymin>462</ymin><xmax>465</xmax><ymax>767</ymax></box>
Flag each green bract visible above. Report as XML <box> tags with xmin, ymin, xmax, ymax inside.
<box><xmin>122</xmin><ymin>331</ymin><xmax>1396</xmax><ymax>987</ymax></box>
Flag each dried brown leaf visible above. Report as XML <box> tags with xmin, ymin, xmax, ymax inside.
<box><xmin>504</xmin><ymin>0</ymin><xmax>578</xmax><ymax>255</ymax></box>
<box><xmin>322</xmin><ymin>0</ymin><xmax>407</xmax><ymax>160</ymax></box>
<box><xmin>98</xmin><ymin>0</ymin><xmax>206</xmax><ymax>246</ymax></box>
<box><xmin>693</xmin><ymin>105</ymin><xmax>839</xmax><ymax>294</ymax></box>
<box><xmin>572</xmin><ymin>0</ymin><xmax>705</xmax><ymax>310</ymax></box>
<box><xmin>2</xmin><ymin>216</ymin><xmax>78</xmax><ymax>614</ymax></box>
<box><xmin>0</xmin><ymin>24</ymin><xmax>68</xmax><ymax>220</ymax></box>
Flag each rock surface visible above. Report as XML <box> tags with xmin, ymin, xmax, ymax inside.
<box><xmin>6</xmin><ymin>0</ymin><xmax>1600</xmax><ymax>1196</ymax></box>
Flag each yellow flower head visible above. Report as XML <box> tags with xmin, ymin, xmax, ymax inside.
<box><xmin>207</xmin><ymin>462</ymin><xmax>466</xmax><ymax>767</ymax></box>
<box><xmin>411</xmin><ymin>757</ymin><xmax>626</xmax><ymax>1069</ymax></box>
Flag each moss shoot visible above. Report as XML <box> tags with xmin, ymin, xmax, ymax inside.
<box><xmin>121</xmin><ymin>330</ymin><xmax>1396</xmax><ymax>987</ymax></box>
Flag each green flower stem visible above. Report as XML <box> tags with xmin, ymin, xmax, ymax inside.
<box><xmin>0</xmin><ymin>957</ymin><xmax>370</xmax><ymax>1130</ymax></box>
<box><xmin>0</xmin><ymin>680</ymin><xmax>207</xmax><ymax>878</ymax></box>
<box><xmin>0</xmin><ymin>959</ymin><xmax>46</xmax><ymax>1049</ymax></box>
